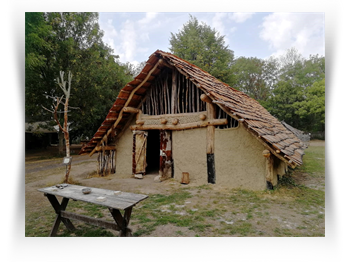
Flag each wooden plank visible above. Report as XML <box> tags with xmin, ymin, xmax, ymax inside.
<box><xmin>45</xmin><ymin>196</ymin><xmax>75</xmax><ymax>236</ymax></box>
<box><xmin>38</xmin><ymin>185</ymin><xmax>148</xmax><ymax>210</ymax></box>
<box><xmin>133</xmin><ymin>131</ymin><xmax>148</xmax><ymax>175</ymax></box>
<box><xmin>61</xmin><ymin>211</ymin><xmax>121</xmax><ymax>231</ymax></box>
<box><xmin>110</xmin><ymin>207</ymin><xmax>133</xmax><ymax>237</ymax></box>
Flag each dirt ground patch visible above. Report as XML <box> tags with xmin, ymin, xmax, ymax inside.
<box><xmin>309</xmin><ymin>140</ymin><xmax>325</xmax><ymax>147</ymax></box>
<box><xmin>25</xmin><ymin>142</ymin><xmax>325</xmax><ymax>237</ymax></box>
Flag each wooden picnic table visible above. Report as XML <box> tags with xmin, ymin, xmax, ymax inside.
<box><xmin>38</xmin><ymin>184</ymin><xmax>148</xmax><ymax>237</ymax></box>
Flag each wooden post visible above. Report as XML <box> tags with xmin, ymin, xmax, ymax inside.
<box><xmin>263</xmin><ymin>149</ymin><xmax>274</xmax><ymax>190</ymax></box>
<box><xmin>200</xmin><ymin>94</ymin><xmax>212</xmax><ymax>104</ymax></box>
<box><xmin>201</xmin><ymin>94</ymin><xmax>216</xmax><ymax>184</ymax></box>
<box><xmin>159</xmin><ymin>130</ymin><xmax>173</xmax><ymax>181</ymax></box>
<box><xmin>123</xmin><ymin>107</ymin><xmax>140</xmax><ymax>114</ymax></box>
<box><xmin>206</xmin><ymin>105</ymin><xmax>216</xmax><ymax>154</ymax></box>
<box><xmin>171</xmin><ymin>68</ymin><xmax>177</xmax><ymax>114</ymax></box>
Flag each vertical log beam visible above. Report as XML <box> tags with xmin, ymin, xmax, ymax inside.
<box><xmin>201</xmin><ymin>94</ymin><xmax>216</xmax><ymax>184</ymax></box>
<box><xmin>263</xmin><ymin>150</ymin><xmax>274</xmax><ymax>190</ymax></box>
<box><xmin>206</xmin><ymin>104</ymin><xmax>216</xmax><ymax>154</ymax></box>
<box><xmin>171</xmin><ymin>68</ymin><xmax>177</xmax><ymax>114</ymax></box>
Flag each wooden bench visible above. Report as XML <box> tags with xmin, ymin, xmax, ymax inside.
<box><xmin>38</xmin><ymin>184</ymin><xmax>148</xmax><ymax>237</ymax></box>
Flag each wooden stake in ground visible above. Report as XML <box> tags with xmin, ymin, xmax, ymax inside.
<box><xmin>43</xmin><ymin>71</ymin><xmax>73</xmax><ymax>183</ymax></box>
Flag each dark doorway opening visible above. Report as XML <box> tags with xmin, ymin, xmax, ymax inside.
<box><xmin>146</xmin><ymin>130</ymin><xmax>160</xmax><ymax>174</ymax></box>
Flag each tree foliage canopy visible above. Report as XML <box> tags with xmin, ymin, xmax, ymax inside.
<box><xmin>231</xmin><ymin>56</ymin><xmax>279</xmax><ymax>101</ymax></box>
<box><xmin>262</xmin><ymin>48</ymin><xmax>325</xmax><ymax>132</ymax></box>
<box><xmin>169</xmin><ymin>15</ymin><xmax>235</xmax><ymax>86</ymax></box>
<box><xmin>228</xmin><ymin>47</ymin><xmax>325</xmax><ymax>133</ymax></box>
<box><xmin>26</xmin><ymin>13</ymin><xmax>325</xmax><ymax>140</ymax></box>
<box><xmin>294</xmin><ymin>78</ymin><xmax>325</xmax><ymax>132</ymax></box>
<box><xmin>25</xmin><ymin>12</ymin><xmax>133</xmax><ymax>141</ymax></box>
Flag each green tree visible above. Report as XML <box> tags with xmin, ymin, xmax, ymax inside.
<box><xmin>25</xmin><ymin>12</ymin><xmax>133</xmax><ymax>141</ymax></box>
<box><xmin>278</xmin><ymin>48</ymin><xmax>325</xmax><ymax>88</ymax></box>
<box><xmin>263</xmin><ymin>48</ymin><xmax>325</xmax><ymax>132</ymax></box>
<box><xmin>294</xmin><ymin>79</ymin><xmax>325</xmax><ymax>132</ymax></box>
<box><xmin>169</xmin><ymin>15</ymin><xmax>235</xmax><ymax>86</ymax></box>
<box><xmin>25</xmin><ymin>12</ymin><xmax>53</xmax><ymax>70</ymax></box>
<box><xmin>232</xmin><ymin>56</ymin><xmax>279</xmax><ymax>102</ymax></box>
<box><xmin>264</xmin><ymin>80</ymin><xmax>305</xmax><ymax>129</ymax></box>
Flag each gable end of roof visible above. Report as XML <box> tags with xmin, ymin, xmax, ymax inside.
<box><xmin>79</xmin><ymin>50</ymin><xmax>305</xmax><ymax>168</ymax></box>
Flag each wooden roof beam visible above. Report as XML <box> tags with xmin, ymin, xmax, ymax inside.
<box><xmin>89</xmin><ymin>58</ymin><xmax>163</xmax><ymax>157</ymax></box>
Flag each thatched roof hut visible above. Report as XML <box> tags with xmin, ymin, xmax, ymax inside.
<box><xmin>80</xmin><ymin>50</ymin><xmax>305</xmax><ymax>190</ymax></box>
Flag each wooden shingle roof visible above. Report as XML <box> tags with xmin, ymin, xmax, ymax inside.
<box><xmin>79</xmin><ymin>50</ymin><xmax>305</xmax><ymax>168</ymax></box>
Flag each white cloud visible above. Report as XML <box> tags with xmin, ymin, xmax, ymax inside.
<box><xmin>259</xmin><ymin>13</ymin><xmax>325</xmax><ymax>57</ymax></box>
<box><xmin>99</xmin><ymin>19</ymin><xmax>118</xmax><ymax>52</ymax></box>
<box><xmin>137</xmin><ymin>12</ymin><xmax>158</xmax><ymax>25</ymax></box>
<box><xmin>101</xmin><ymin>13</ymin><xmax>162</xmax><ymax>63</ymax></box>
<box><xmin>212</xmin><ymin>13</ymin><xmax>227</xmax><ymax>34</ymax></box>
<box><xmin>116</xmin><ymin>19</ymin><xmax>138</xmax><ymax>62</ymax></box>
<box><xmin>130</xmin><ymin>60</ymin><xmax>140</xmax><ymax>68</ymax></box>
<box><xmin>210</xmin><ymin>13</ymin><xmax>230</xmax><ymax>44</ymax></box>
<box><xmin>230</xmin><ymin>12</ymin><xmax>255</xmax><ymax>23</ymax></box>
<box><xmin>230</xmin><ymin>27</ymin><xmax>237</xmax><ymax>33</ymax></box>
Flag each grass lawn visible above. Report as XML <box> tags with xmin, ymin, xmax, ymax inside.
<box><xmin>25</xmin><ymin>141</ymin><xmax>325</xmax><ymax>237</ymax></box>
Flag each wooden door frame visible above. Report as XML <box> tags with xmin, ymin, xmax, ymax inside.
<box><xmin>159</xmin><ymin>130</ymin><xmax>173</xmax><ymax>180</ymax></box>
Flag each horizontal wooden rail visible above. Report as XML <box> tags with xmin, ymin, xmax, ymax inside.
<box><xmin>130</xmin><ymin>119</ymin><xmax>228</xmax><ymax>131</ymax></box>
<box><xmin>61</xmin><ymin>211</ymin><xmax>121</xmax><ymax>231</ymax></box>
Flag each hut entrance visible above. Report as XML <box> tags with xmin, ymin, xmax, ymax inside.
<box><xmin>132</xmin><ymin>129</ymin><xmax>173</xmax><ymax>179</ymax></box>
<box><xmin>146</xmin><ymin>130</ymin><xmax>160</xmax><ymax>174</ymax></box>
<box><xmin>146</xmin><ymin>130</ymin><xmax>173</xmax><ymax>179</ymax></box>
<box><xmin>159</xmin><ymin>130</ymin><xmax>173</xmax><ymax>179</ymax></box>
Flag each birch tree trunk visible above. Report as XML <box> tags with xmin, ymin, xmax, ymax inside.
<box><xmin>63</xmin><ymin>92</ymin><xmax>71</xmax><ymax>183</ymax></box>
<box><xmin>58</xmin><ymin>129</ymin><xmax>64</xmax><ymax>155</ymax></box>
<box><xmin>42</xmin><ymin>71</ymin><xmax>74</xmax><ymax>183</ymax></box>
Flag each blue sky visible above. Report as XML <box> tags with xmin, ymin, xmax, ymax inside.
<box><xmin>98</xmin><ymin>12</ymin><xmax>325</xmax><ymax>65</ymax></box>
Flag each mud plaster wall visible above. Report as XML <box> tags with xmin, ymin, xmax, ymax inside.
<box><xmin>172</xmin><ymin>128</ymin><xmax>207</xmax><ymax>184</ymax></box>
<box><xmin>112</xmin><ymin>114</ymin><xmax>288</xmax><ymax>188</ymax></box>
<box><xmin>215</xmin><ymin>125</ymin><xmax>266</xmax><ymax>191</ymax></box>
<box><xmin>114</xmin><ymin>117</ymin><xmax>136</xmax><ymax>178</ymax></box>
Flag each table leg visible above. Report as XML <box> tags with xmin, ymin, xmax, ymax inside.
<box><xmin>109</xmin><ymin>207</ymin><xmax>133</xmax><ymax>237</ymax></box>
<box><xmin>45</xmin><ymin>194</ymin><xmax>76</xmax><ymax>237</ymax></box>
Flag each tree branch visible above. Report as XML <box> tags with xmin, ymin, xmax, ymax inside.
<box><xmin>67</xmin><ymin>71</ymin><xmax>72</xmax><ymax>97</ymax></box>
<box><xmin>53</xmin><ymin>96</ymin><xmax>67</xmax><ymax>134</ymax></box>
<box><xmin>41</xmin><ymin>105</ymin><xmax>54</xmax><ymax>114</ymax></box>
<box><xmin>43</xmin><ymin>94</ymin><xmax>80</xmax><ymax>110</ymax></box>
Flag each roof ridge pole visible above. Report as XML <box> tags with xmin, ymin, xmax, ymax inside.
<box><xmin>89</xmin><ymin>59</ymin><xmax>163</xmax><ymax>157</ymax></box>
